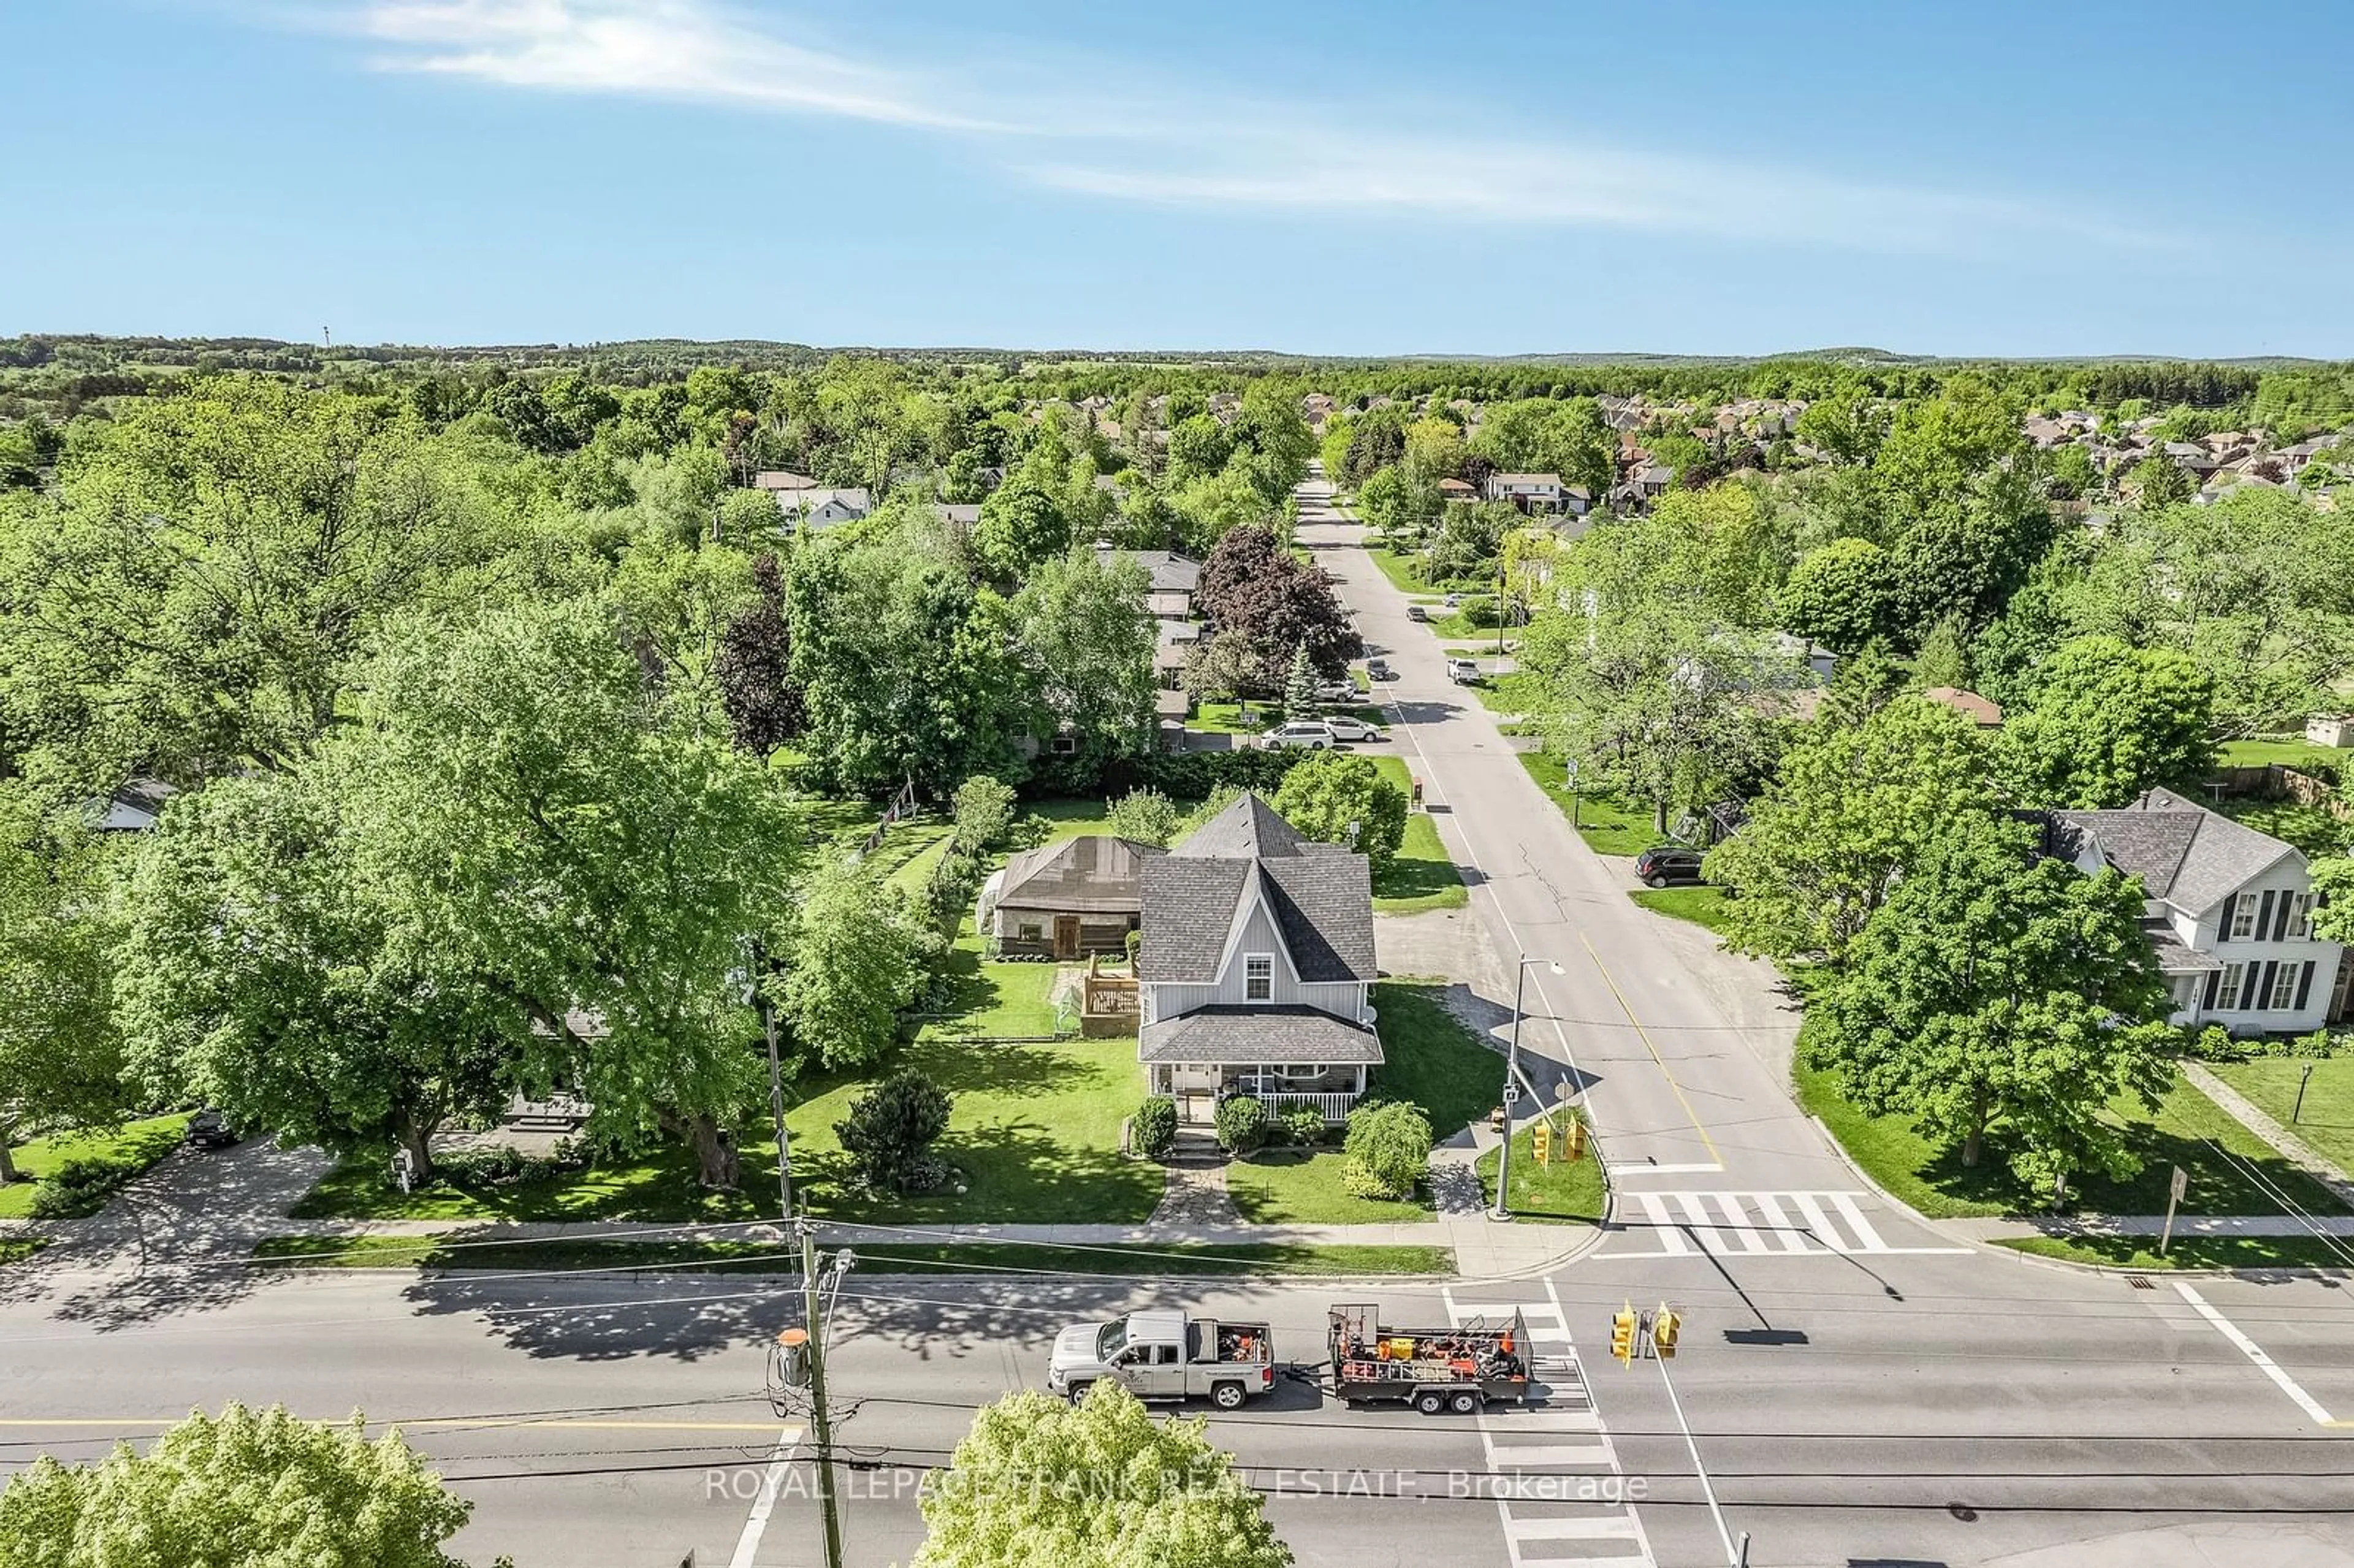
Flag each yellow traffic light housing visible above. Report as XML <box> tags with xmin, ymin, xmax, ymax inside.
<box><xmin>1609</xmin><ymin>1304</ymin><xmax>1637</xmax><ymax>1365</ymax></box>
<box><xmin>1565</xmin><ymin>1117</ymin><xmax>1587</xmax><ymax>1161</ymax></box>
<box><xmin>1532</xmin><ymin>1122</ymin><xmax>1552</xmax><ymax>1165</ymax></box>
<box><xmin>1652</xmin><ymin>1304</ymin><xmax>1680</xmax><ymax>1359</ymax></box>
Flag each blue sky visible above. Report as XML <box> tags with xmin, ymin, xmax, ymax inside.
<box><xmin>4</xmin><ymin>1</ymin><xmax>2350</xmax><ymax>357</ymax></box>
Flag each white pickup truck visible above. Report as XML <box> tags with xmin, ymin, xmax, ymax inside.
<box><xmin>1046</xmin><ymin>1309</ymin><xmax>1275</xmax><ymax>1410</ymax></box>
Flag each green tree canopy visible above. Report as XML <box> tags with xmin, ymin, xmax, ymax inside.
<box><xmin>1776</xmin><ymin>538</ymin><xmax>1897</xmax><ymax>654</ymax></box>
<box><xmin>1808</xmin><ymin>815</ymin><xmax>2173</xmax><ymax>1185</ymax></box>
<box><xmin>914</xmin><ymin>1385</ymin><xmax>1290</xmax><ymax>1568</ymax></box>
<box><xmin>2000</xmin><ymin>636</ymin><xmax>2215</xmax><ymax>809</ymax></box>
<box><xmin>1705</xmin><ymin>696</ymin><xmax>1995</xmax><ymax>963</ymax></box>
<box><xmin>1270</xmin><ymin>755</ymin><xmax>1407</xmax><ymax>875</ymax></box>
<box><xmin>0</xmin><ymin>1404</ymin><xmax>474</xmax><ymax>1568</ymax></box>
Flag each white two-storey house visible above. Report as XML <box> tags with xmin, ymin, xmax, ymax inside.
<box><xmin>2056</xmin><ymin>786</ymin><xmax>2348</xmax><ymax>1033</ymax></box>
<box><xmin>1136</xmin><ymin>794</ymin><xmax>1381</xmax><ymax>1126</ymax></box>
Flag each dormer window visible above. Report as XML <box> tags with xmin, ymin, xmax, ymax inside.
<box><xmin>1244</xmin><ymin>954</ymin><xmax>1273</xmax><ymax>1002</ymax></box>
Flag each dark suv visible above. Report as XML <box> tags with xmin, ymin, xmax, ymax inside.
<box><xmin>1634</xmin><ymin>846</ymin><xmax>1705</xmax><ymax>889</ymax></box>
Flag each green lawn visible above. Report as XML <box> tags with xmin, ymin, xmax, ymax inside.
<box><xmin>0</xmin><ymin>1239</ymin><xmax>49</xmax><ymax>1267</ymax></box>
<box><xmin>1370</xmin><ymin>979</ymin><xmax>1507</xmax><ymax>1140</ymax></box>
<box><xmin>1228</xmin><ymin>1149</ymin><xmax>1430</xmax><ymax>1224</ymax></box>
<box><xmin>2208</xmin><ymin>797</ymin><xmax>2351</xmax><ymax>859</ymax></box>
<box><xmin>1514</xmin><ymin>753</ymin><xmax>1667</xmax><ymax>858</ymax></box>
<box><xmin>1797</xmin><ymin>1060</ymin><xmax>2350</xmax><ymax>1219</ymax></box>
<box><xmin>2000</xmin><ymin>1234</ymin><xmax>2354</xmax><ymax>1271</ymax></box>
<box><xmin>1478</xmin><ymin>1114</ymin><xmax>1606</xmax><ymax>1225</ymax></box>
<box><xmin>1368</xmin><ymin>756</ymin><xmax>1466</xmax><ymax>913</ymax></box>
<box><xmin>1629</xmin><ymin>886</ymin><xmax>1735</xmax><ymax>938</ymax></box>
<box><xmin>0</xmin><ymin>1114</ymin><xmax>192</xmax><ymax>1220</ymax></box>
<box><xmin>256</xmin><ymin>1235</ymin><xmax>1452</xmax><ymax>1277</ymax></box>
<box><xmin>1444</xmin><ymin>643</ymin><xmax>1518</xmax><ymax>659</ymax></box>
<box><xmin>918</xmin><ymin>927</ymin><xmax>1072</xmax><ymax>1038</ymax></box>
<box><xmin>1472</xmin><ymin>671</ymin><xmax>1544</xmax><ymax>715</ymax></box>
<box><xmin>1365</xmin><ymin>546</ymin><xmax>1434</xmax><ymax>595</ymax></box>
<box><xmin>2207</xmin><ymin>1059</ymin><xmax>2354</xmax><ymax>1174</ymax></box>
<box><xmin>295</xmin><ymin>1033</ymin><xmax>1159</xmax><ymax>1227</ymax></box>
<box><xmin>2217</xmin><ymin>737</ymin><xmax>2348</xmax><ymax>774</ymax></box>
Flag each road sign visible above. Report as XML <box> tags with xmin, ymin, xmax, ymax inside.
<box><xmin>1503</xmin><ymin>1081</ymin><xmax>1522</xmax><ymax>1105</ymax></box>
<box><xmin>1555</xmin><ymin>1079</ymin><xmax>1572</xmax><ymax>1102</ymax></box>
<box><xmin>2170</xmin><ymin>1165</ymin><xmax>2188</xmax><ymax>1203</ymax></box>
<box><xmin>2160</xmin><ymin>1164</ymin><xmax>2188</xmax><ymax>1256</ymax></box>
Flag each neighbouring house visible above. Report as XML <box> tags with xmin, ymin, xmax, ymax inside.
<box><xmin>89</xmin><ymin>777</ymin><xmax>178</xmax><ymax>832</ymax></box>
<box><xmin>932</xmin><ymin>502</ymin><xmax>983</xmax><ymax>529</ymax></box>
<box><xmin>977</xmin><ymin>835</ymin><xmax>1163</xmax><ymax>960</ymax></box>
<box><xmin>1155</xmin><ymin>618</ymin><xmax>1201</xmax><ymax>690</ymax></box>
<box><xmin>1137</xmin><ymin>794</ymin><xmax>1381</xmax><ymax>1127</ymax></box>
<box><xmin>2306</xmin><ymin>715</ymin><xmax>2354</xmax><ymax>748</ymax></box>
<box><xmin>1481</xmin><ymin>472</ymin><xmax>1565</xmax><ymax>513</ymax></box>
<box><xmin>1437</xmin><ymin>477</ymin><xmax>1478</xmax><ymax>504</ymax></box>
<box><xmin>774</xmin><ymin>487</ymin><xmax>872</xmax><ymax>530</ymax></box>
<box><xmin>2047</xmin><ymin>786</ymin><xmax>2349</xmax><ymax>1031</ymax></box>
<box><xmin>1099</xmin><ymin>545</ymin><xmax>1202</xmax><ymax>620</ymax></box>
<box><xmin>751</xmin><ymin>470</ymin><xmax>820</xmax><ymax>492</ymax></box>
<box><xmin>1561</xmin><ymin>484</ymin><xmax>1593</xmax><ymax>517</ymax></box>
<box><xmin>1921</xmin><ymin>686</ymin><xmax>2005</xmax><ymax>728</ymax></box>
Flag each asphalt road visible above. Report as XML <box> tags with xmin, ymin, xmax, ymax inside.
<box><xmin>2</xmin><ymin>473</ymin><xmax>2352</xmax><ymax>1568</ymax></box>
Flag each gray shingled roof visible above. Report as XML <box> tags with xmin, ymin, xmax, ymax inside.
<box><xmin>1138</xmin><ymin>794</ymin><xmax>1376</xmax><ymax>984</ymax></box>
<box><xmin>1138</xmin><ymin>1006</ymin><xmax>1384</xmax><ymax>1065</ymax></box>
<box><xmin>996</xmin><ymin>835</ymin><xmax>1162</xmax><ymax>915</ymax></box>
<box><xmin>1097</xmin><ymin>546</ymin><xmax>1200</xmax><ymax>595</ymax></box>
<box><xmin>2058</xmin><ymin>786</ymin><xmax>2296</xmax><ymax>916</ymax></box>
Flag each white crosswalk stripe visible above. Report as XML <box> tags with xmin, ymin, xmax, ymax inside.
<box><xmin>1610</xmin><ymin>1190</ymin><xmax>1969</xmax><ymax>1257</ymax></box>
<box><xmin>1444</xmin><ymin>1284</ymin><xmax>1655</xmax><ymax>1568</ymax></box>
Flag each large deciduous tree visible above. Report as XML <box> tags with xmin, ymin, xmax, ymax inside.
<box><xmin>1270</xmin><ymin>755</ymin><xmax>1406</xmax><ymax>876</ymax></box>
<box><xmin>2000</xmin><ymin>636</ymin><xmax>2215</xmax><ymax>809</ymax></box>
<box><xmin>1705</xmin><ymin>696</ymin><xmax>1996</xmax><ymax>964</ymax></box>
<box><xmin>1808</xmin><ymin>815</ymin><xmax>2173</xmax><ymax>1187</ymax></box>
<box><xmin>715</xmin><ymin>552</ymin><xmax>806</xmax><ymax>755</ymax></box>
<box><xmin>1191</xmin><ymin>524</ymin><xmax>1360</xmax><ymax>690</ymax></box>
<box><xmin>781</xmin><ymin>863</ymin><xmax>918</xmax><ymax>1070</ymax></box>
<box><xmin>913</xmin><ymin>1385</ymin><xmax>1290</xmax><ymax>1568</ymax></box>
<box><xmin>0</xmin><ymin>1404</ymin><xmax>474</xmax><ymax>1568</ymax></box>
<box><xmin>1775</xmin><ymin>538</ymin><xmax>1897</xmax><ymax>655</ymax></box>
<box><xmin>0</xmin><ymin>786</ymin><xmax>130</xmax><ymax>1185</ymax></box>
<box><xmin>0</xmin><ymin>378</ymin><xmax>519</xmax><ymax>784</ymax></box>
<box><xmin>1011</xmin><ymin>550</ymin><xmax>1157</xmax><ymax>766</ymax></box>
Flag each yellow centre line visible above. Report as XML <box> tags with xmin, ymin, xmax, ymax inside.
<box><xmin>1577</xmin><ymin>929</ymin><xmax>1723</xmax><ymax>1165</ymax></box>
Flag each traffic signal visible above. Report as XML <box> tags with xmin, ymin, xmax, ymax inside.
<box><xmin>1532</xmin><ymin>1121</ymin><xmax>1552</xmax><ymax>1165</ymax></box>
<box><xmin>1609</xmin><ymin>1304</ymin><xmax>1637</xmax><ymax>1365</ymax></box>
<box><xmin>1565</xmin><ymin>1117</ymin><xmax>1587</xmax><ymax>1162</ymax></box>
<box><xmin>1651</xmin><ymin>1304</ymin><xmax>1680</xmax><ymax>1360</ymax></box>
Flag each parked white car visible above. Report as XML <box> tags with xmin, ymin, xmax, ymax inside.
<box><xmin>1447</xmin><ymin>658</ymin><xmax>1482</xmax><ymax>685</ymax></box>
<box><xmin>1259</xmin><ymin>720</ymin><xmax>1336</xmax><ymax>750</ymax></box>
<box><xmin>1323</xmin><ymin>715</ymin><xmax>1387</xmax><ymax>744</ymax></box>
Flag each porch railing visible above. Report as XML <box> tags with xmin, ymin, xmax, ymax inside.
<box><xmin>1253</xmin><ymin>1090</ymin><xmax>1359</xmax><ymax>1125</ymax></box>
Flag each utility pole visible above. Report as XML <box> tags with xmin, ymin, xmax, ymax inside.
<box><xmin>1493</xmin><ymin>953</ymin><xmax>1563</xmax><ymax>1220</ymax></box>
<box><xmin>801</xmin><ymin>1225</ymin><xmax>845</xmax><ymax>1568</ymax></box>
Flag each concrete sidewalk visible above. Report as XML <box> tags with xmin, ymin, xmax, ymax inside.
<box><xmin>1948</xmin><ymin>1212</ymin><xmax>2354</xmax><ymax>1241</ymax></box>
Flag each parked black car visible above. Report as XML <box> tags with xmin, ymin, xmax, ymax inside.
<box><xmin>1634</xmin><ymin>846</ymin><xmax>1706</xmax><ymax>889</ymax></box>
<box><xmin>185</xmin><ymin>1108</ymin><xmax>242</xmax><ymax>1149</ymax></box>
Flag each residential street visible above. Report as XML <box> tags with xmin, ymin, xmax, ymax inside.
<box><xmin>2</xmin><ymin>480</ymin><xmax>2352</xmax><ymax>1568</ymax></box>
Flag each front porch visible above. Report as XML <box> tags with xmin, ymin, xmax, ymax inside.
<box><xmin>1138</xmin><ymin>1005</ymin><xmax>1384</xmax><ymax>1128</ymax></box>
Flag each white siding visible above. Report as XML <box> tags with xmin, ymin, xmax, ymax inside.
<box><xmin>2185</xmin><ymin>872</ymin><xmax>2343</xmax><ymax>1032</ymax></box>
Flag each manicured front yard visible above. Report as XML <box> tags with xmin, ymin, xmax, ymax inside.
<box><xmin>0</xmin><ymin>1114</ymin><xmax>192</xmax><ymax>1220</ymax></box>
<box><xmin>1367</xmin><ymin>756</ymin><xmax>1466</xmax><ymax>912</ymax></box>
<box><xmin>1471</xmin><ymin>671</ymin><xmax>1544</xmax><ymax>715</ymax></box>
<box><xmin>1514</xmin><ymin>752</ymin><xmax>1667</xmax><ymax>858</ymax></box>
<box><xmin>1797</xmin><ymin>1059</ymin><xmax>2350</xmax><ymax>1220</ymax></box>
<box><xmin>295</xmin><ymin>1033</ymin><xmax>1159</xmax><ymax>1228</ymax></box>
<box><xmin>1478</xmin><ymin>1115</ymin><xmax>1606</xmax><ymax>1225</ymax></box>
<box><xmin>2217</xmin><ymin>737</ymin><xmax>2348</xmax><ymax>774</ymax></box>
<box><xmin>2207</xmin><ymin>1058</ymin><xmax>2354</xmax><ymax>1174</ymax></box>
<box><xmin>1228</xmin><ymin>1150</ymin><xmax>1428</xmax><ymax>1225</ymax></box>
<box><xmin>1629</xmin><ymin>886</ymin><xmax>1735</xmax><ymax>939</ymax></box>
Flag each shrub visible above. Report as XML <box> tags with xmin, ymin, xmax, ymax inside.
<box><xmin>1123</xmin><ymin>927</ymin><xmax>1142</xmax><ymax>967</ymax></box>
<box><xmin>951</xmin><ymin>775</ymin><xmax>1018</xmax><ymax>851</ymax></box>
<box><xmin>28</xmin><ymin>1158</ymin><xmax>137</xmax><ymax>1220</ymax></box>
<box><xmin>1457</xmin><ymin>594</ymin><xmax>1502</xmax><ymax>629</ymax></box>
<box><xmin>1277</xmin><ymin>1105</ymin><xmax>1328</xmax><ymax>1147</ymax></box>
<box><xmin>1105</xmin><ymin>787</ymin><xmax>1183</xmax><ymax>849</ymax></box>
<box><xmin>1342</xmin><ymin>1102</ymin><xmax>1431</xmax><ymax>1200</ymax></box>
<box><xmin>834</xmin><ymin>1070</ymin><xmax>954</xmax><ymax>1194</ymax></box>
<box><xmin>1215</xmin><ymin>1095</ymin><xmax>1268</xmax><ymax>1154</ymax></box>
<box><xmin>1132</xmin><ymin>1095</ymin><xmax>1177</xmax><ymax>1159</ymax></box>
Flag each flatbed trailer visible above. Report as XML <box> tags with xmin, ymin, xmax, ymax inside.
<box><xmin>1327</xmin><ymin>1302</ymin><xmax>1531</xmax><ymax>1414</ymax></box>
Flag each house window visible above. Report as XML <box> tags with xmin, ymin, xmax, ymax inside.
<box><xmin>2230</xmin><ymin>897</ymin><xmax>2258</xmax><ymax>940</ymax></box>
<box><xmin>1244</xmin><ymin>954</ymin><xmax>1273</xmax><ymax>1002</ymax></box>
<box><xmin>2287</xmin><ymin>892</ymin><xmax>2314</xmax><ymax>940</ymax></box>
<box><xmin>1050</xmin><ymin>734</ymin><xmax>1078</xmax><ymax>755</ymax></box>
<box><xmin>2270</xmin><ymin>963</ymin><xmax>2301</xmax><ymax>1010</ymax></box>
<box><xmin>2215</xmin><ymin>963</ymin><xmax>2245</xmax><ymax>1010</ymax></box>
<box><xmin>1017</xmin><ymin>922</ymin><xmax>1043</xmax><ymax>942</ymax></box>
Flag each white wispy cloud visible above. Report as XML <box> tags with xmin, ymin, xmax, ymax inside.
<box><xmin>299</xmin><ymin>0</ymin><xmax>2171</xmax><ymax>256</ymax></box>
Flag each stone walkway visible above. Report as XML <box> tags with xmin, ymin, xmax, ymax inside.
<box><xmin>1149</xmin><ymin>1159</ymin><xmax>1240</xmax><ymax>1227</ymax></box>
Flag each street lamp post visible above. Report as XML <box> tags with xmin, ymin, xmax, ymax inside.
<box><xmin>1492</xmin><ymin>953</ymin><xmax>1563</xmax><ymax>1220</ymax></box>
